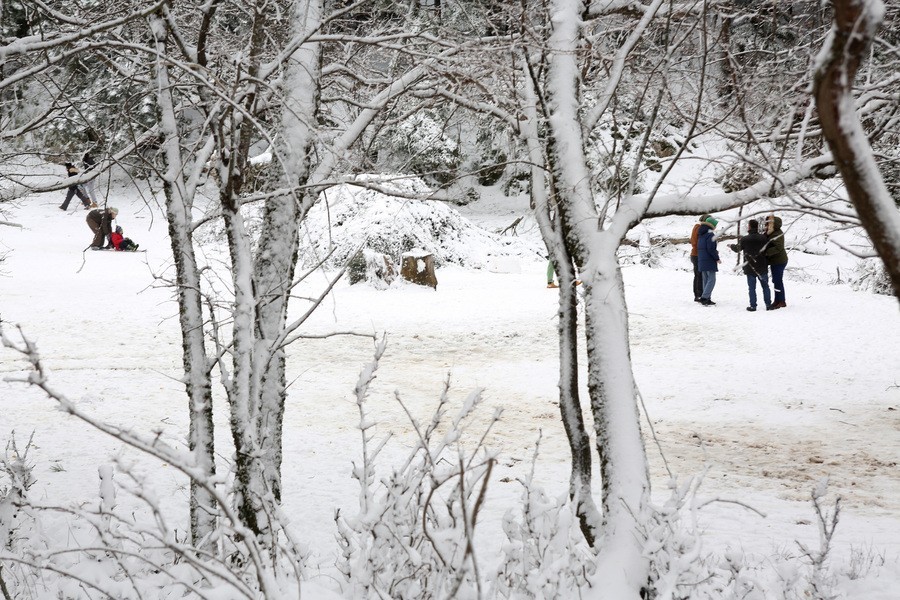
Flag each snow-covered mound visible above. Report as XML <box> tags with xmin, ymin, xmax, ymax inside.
<box><xmin>298</xmin><ymin>175</ymin><xmax>544</xmax><ymax>270</ymax></box>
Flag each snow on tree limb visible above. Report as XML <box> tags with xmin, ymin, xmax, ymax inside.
<box><xmin>813</xmin><ymin>0</ymin><xmax>900</xmax><ymax>301</ymax></box>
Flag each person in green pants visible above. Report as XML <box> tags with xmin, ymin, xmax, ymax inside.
<box><xmin>546</xmin><ymin>260</ymin><xmax>581</xmax><ymax>288</ymax></box>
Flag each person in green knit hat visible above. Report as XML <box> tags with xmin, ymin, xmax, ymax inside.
<box><xmin>690</xmin><ymin>213</ymin><xmax>712</xmax><ymax>301</ymax></box>
<box><xmin>696</xmin><ymin>216</ymin><xmax>721</xmax><ymax>306</ymax></box>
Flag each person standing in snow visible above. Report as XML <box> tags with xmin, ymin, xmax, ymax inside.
<box><xmin>81</xmin><ymin>151</ymin><xmax>100</xmax><ymax>207</ymax></box>
<box><xmin>690</xmin><ymin>213</ymin><xmax>711</xmax><ymax>302</ymax></box>
<box><xmin>59</xmin><ymin>162</ymin><xmax>92</xmax><ymax>211</ymax></box>
<box><xmin>764</xmin><ymin>215</ymin><xmax>789</xmax><ymax>309</ymax></box>
<box><xmin>697</xmin><ymin>216</ymin><xmax>721</xmax><ymax>306</ymax></box>
<box><xmin>546</xmin><ymin>260</ymin><xmax>559</xmax><ymax>288</ymax></box>
<box><xmin>85</xmin><ymin>206</ymin><xmax>118</xmax><ymax>249</ymax></box>
<box><xmin>729</xmin><ymin>219</ymin><xmax>772</xmax><ymax>311</ymax></box>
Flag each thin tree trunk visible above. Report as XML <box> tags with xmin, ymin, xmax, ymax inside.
<box><xmin>253</xmin><ymin>0</ymin><xmax>322</xmax><ymax>504</ymax></box>
<box><xmin>152</xmin><ymin>16</ymin><xmax>217</xmax><ymax>548</ymax></box>
<box><xmin>814</xmin><ymin>0</ymin><xmax>900</xmax><ymax>302</ymax></box>
<box><xmin>521</xmin><ymin>69</ymin><xmax>600</xmax><ymax>546</ymax></box>
<box><xmin>581</xmin><ymin>258</ymin><xmax>650</xmax><ymax>597</ymax></box>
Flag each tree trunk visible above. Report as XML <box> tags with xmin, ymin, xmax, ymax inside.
<box><xmin>223</xmin><ymin>0</ymin><xmax>324</xmax><ymax>540</ymax></box>
<box><xmin>581</xmin><ymin>257</ymin><xmax>650</xmax><ymax>597</ymax></box>
<box><xmin>814</xmin><ymin>0</ymin><xmax>900</xmax><ymax>302</ymax></box>
<box><xmin>521</xmin><ymin>70</ymin><xmax>600</xmax><ymax>546</ymax></box>
<box><xmin>152</xmin><ymin>17</ymin><xmax>217</xmax><ymax>549</ymax></box>
<box><xmin>545</xmin><ymin>1</ymin><xmax>651</xmax><ymax>595</ymax></box>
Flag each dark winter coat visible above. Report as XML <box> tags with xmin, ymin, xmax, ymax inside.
<box><xmin>86</xmin><ymin>208</ymin><xmax>115</xmax><ymax>244</ymax></box>
<box><xmin>765</xmin><ymin>216</ymin><xmax>788</xmax><ymax>265</ymax></box>
<box><xmin>696</xmin><ymin>225</ymin><xmax>720</xmax><ymax>271</ymax></box>
<box><xmin>730</xmin><ymin>231</ymin><xmax>769</xmax><ymax>276</ymax></box>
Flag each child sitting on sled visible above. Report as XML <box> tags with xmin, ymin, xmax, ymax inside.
<box><xmin>109</xmin><ymin>226</ymin><xmax>140</xmax><ymax>251</ymax></box>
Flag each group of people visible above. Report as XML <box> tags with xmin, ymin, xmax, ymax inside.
<box><xmin>690</xmin><ymin>214</ymin><xmax>788</xmax><ymax>311</ymax></box>
<box><xmin>59</xmin><ymin>152</ymin><xmax>138</xmax><ymax>251</ymax></box>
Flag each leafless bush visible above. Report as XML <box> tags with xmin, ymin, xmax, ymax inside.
<box><xmin>335</xmin><ymin>337</ymin><xmax>498</xmax><ymax>598</ymax></box>
<box><xmin>0</xmin><ymin>325</ymin><xmax>310</xmax><ymax>599</ymax></box>
<box><xmin>492</xmin><ymin>432</ymin><xmax>595</xmax><ymax>598</ymax></box>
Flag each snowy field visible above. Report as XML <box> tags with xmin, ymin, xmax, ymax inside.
<box><xmin>1</xmin><ymin>167</ymin><xmax>899</xmax><ymax>597</ymax></box>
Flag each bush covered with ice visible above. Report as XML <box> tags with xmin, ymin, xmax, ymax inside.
<box><xmin>298</xmin><ymin>175</ymin><xmax>543</xmax><ymax>270</ymax></box>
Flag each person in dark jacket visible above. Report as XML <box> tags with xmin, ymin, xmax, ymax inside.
<box><xmin>696</xmin><ymin>216</ymin><xmax>721</xmax><ymax>306</ymax></box>
<box><xmin>59</xmin><ymin>162</ymin><xmax>92</xmax><ymax>210</ymax></box>
<box><xmin>764</xmin><ymin>215</ymin><xmax>789</xmax><ymax>309</ymax></box>
<box><xmin>85</xmin><ymin>206</ymin><xmax>118</xmax><ymax>249</ymax></box>
<box><xmin>729</xmin><ymin>219</ymin><xmax>772</xmax><ymax>311</ymax></box>
<box><xmin>690</xmin><ymin>214</ymin><xmax>711</xmax><ymax>302</ymax></box>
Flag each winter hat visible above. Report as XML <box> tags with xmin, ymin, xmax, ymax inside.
<box><xmin>704</xmin><ymin>216</ymin><xmax>718</xmax><ymax>228</ymax></box>
<box><xmin>699</xmin><ymin>214</ymin><xmax>711</xmax><ymax>222</ymax></box>
<box><xmin>748</xmin><ymin>219</ymin><xmax>758</xmax><ymax>232</ymax></box>
<box><xmin>109</xmin><ymin>207</ymin><xmax>119</xmax><ymax>216</ymax></box>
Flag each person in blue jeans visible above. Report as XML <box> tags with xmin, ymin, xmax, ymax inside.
<box><xmin>764</xmin><ymin>215</ymin><xmax>789</xmax><ymax>309</ymax></box>
<box><xmin>696</xmin><ymin>216</ymin><xmax>721</xmax><ymax>306</ymax></box>
<box><xmin>730</xmin><ymin>219</ymin><xmax>772</xmax><ymax>311</ymax></box>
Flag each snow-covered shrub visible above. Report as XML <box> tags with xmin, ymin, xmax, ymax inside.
<box><xmin>638</xmin><ymin>473</ymin><xmax>853</xmax><ymax>600</ymax></box>
<box><xmin>347</xmin><ymin>249</ymin><xmax>397</xmax><ymax>289</ymax></box>
<box><xmin>595</xmin><ymin>153</ymin><xmax>643</xmax><ymax>198</ymax></box>
<box><xmin>502</xmin><ymin>169</ymin><xmax>530</xmax><ymax>197</ymax></box>
<box><xmin>0</xmin><ymin>328</ymin><xmax>314</xmax><ymax>600</ymax></box>
<box><xmin>470</xmin><ymin>126</ymin><xmax>508</xmax><ymax>187</ymax></box>
<box><xmin>492</xmin><ymin>437</ymin><xmax>594</xmax><ymax>598</ymax></box>
<box><xmin>586</xmin><ymin>122</ymin><xmax>646</xmax><ymax>200</ymax></box>
<box><xmin>848</xmin><ymin>259</ymin><xmax>893</xmax><ymax>296</ymax></box>
<box><xmin>1</xmin><ymin>434</ymin><xmax>36</xmax><ymax>554</ymax></box>
<box><xmin>336</xmin><ymin>338</ymin><xmax>496</xmax><ymax>599</ymax></box>
<box><xmin>298</xmin><ymin>175</ymin><xmax>543</xmax><ymax>270</ymax></box>
<box><xmin>641</xmin><ymin>475</ymin><xmax>726</xmax><ymax>599</ymax></box>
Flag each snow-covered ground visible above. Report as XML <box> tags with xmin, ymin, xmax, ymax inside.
<box><xmin>1</xmin><ymin>166</ymin><xmax>899</xmax><ymax>597</ymax></box>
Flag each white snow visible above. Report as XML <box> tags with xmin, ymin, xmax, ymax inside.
<box><xmin>1</xmin><ymin>165</ymin><xmax>899</xmax><ymax>597</ymax></box>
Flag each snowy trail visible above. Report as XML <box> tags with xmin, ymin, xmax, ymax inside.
<box><xmin>1</xmin><ymin>183</ymin><xmax>899</xmax><ymax>576</ymax></box>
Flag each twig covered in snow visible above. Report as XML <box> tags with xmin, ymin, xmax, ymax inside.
<box><xmin>336</xmin><ymin>349</ymin><xmax>499</xmax><ymax>598</ymax></box>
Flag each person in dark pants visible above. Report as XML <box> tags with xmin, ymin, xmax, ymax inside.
<box><xmin>86</xmin><ymin>207</ymin><xmax>118</xmax><ymax>249</ymax></box>
<box><xmin>690</xmin><ymin>214</ymin><xmax>711</xmax><ymax>302</ymax></box>
<box><xmin>764</xmin><ymin>215</ymin><xmax>789</xmax><ymax>309</ymax></box>
<box><xmin>729</xmin><ymin>219</ymin><xmax>772</xmax><ymax>311</ymax></box>
<box><xmin>697</xmin><ymin>216</ymin><xmax>721</xmax><ymax>306</ymax></box>
<box><xmin>59</xmin><ymin>162</ymin><xmax>92</xmax><ymax>210</ymax></box>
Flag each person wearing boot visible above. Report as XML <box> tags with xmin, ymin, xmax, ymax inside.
<box><xmin>730</xmin><ymin>219</ymin><xmax>772</xmax><ymax>311</ymax></box>
<box><xmin>85</xmin><ymin>206</ymin><xmax>118</xmax><ymax>249</ymax></box>
<box><xmin>697</xmin><ymin>216</ymin><xmax>721</xmax><ymax>306</ymax></box>
<box><xmin>690</xmin><ymin>214</ymin><xmax>711</xmax><ymax>302</ymax></box>
<box><xmin>59</xmin><ymin>162</ymin><xmax>92</xmax><ymax>210</ymax></box>
<box><xmin>764</xmin><ymin>215</ymin><xmax>789</xmax><ymax>309</ymax></box>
